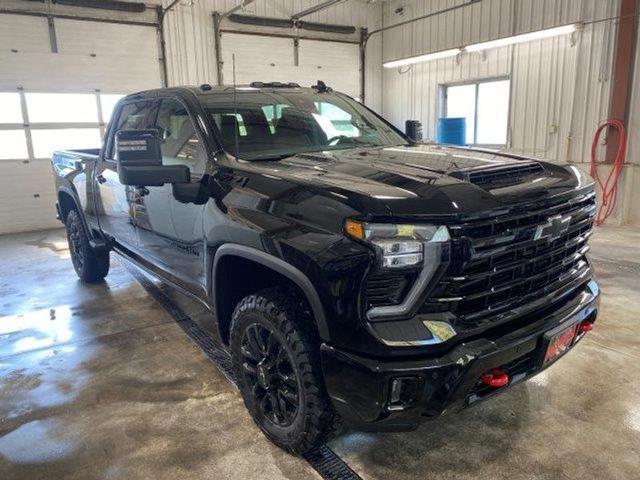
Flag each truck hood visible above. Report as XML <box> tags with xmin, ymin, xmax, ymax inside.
<box><xmin>244</xmin><ymin>144</ymin><xmax>592</xmax><ymax>218</ymax></box>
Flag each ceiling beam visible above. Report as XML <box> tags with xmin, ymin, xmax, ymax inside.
<box><xmin>291</xmin><ymin>0</ymin><xmax>347</xmax><ymax>20</ymax></box>
<box><xmin>221</xmin><ymin>0</ymin><xmax>257</xmax><ymax>20</ymax></box>
<box><xmin>368</xmin><ymin>0</ymin><xmax>481</xmax><ymax>37</ymax></box>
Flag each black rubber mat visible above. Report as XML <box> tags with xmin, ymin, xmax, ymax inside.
<box><xmin>123</xmin><ymin>260</ymin><xmax>364</xmax><ymax>480</ymax></box>
<box><xmin>303</xmin><ymin>444</ymin><xmax>363</xmax><ymax>480</ymax></box>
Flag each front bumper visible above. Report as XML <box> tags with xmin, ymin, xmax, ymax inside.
<box><xmin>321</xmin><ymin>279</ymin><xmax>600</xmax><ymax>431</ymax></box>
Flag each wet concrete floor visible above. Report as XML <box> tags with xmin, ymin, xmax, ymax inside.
<box><xmin>1</xmin><ymin>226</ymin><xmax>639</xmax><ymax>479</ymax></box>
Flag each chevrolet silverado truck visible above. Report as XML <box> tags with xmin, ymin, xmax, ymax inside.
<box><xmin>51</xmin><ymin>82</ymin><xmax>599</xmax><ymax>454</ymax></box>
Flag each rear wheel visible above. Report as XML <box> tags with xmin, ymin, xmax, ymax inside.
<box><xmin>230</xmin><ymin>288</ymin><xmax>334</xmax><ymax>454</ymax></box>
<box><xmin>65</xmin><ymin>209</ymin><xmax>109</xmax><ymax>282</ymax></box>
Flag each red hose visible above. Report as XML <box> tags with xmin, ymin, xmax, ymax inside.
<box><xmin>590</xmin><ymin>120</ymin><xmax>627</xmax><ymax>226</ymax></box>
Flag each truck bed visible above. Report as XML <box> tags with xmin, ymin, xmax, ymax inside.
<box><xmin>52</xmin><ymin>148</ymin><xmax>100</xmax><ymax>175</ymax></box>
<box><xmin>51</xmin><ymin>148</ymin><xmax>102</xmax><ymax>225</ymax></box>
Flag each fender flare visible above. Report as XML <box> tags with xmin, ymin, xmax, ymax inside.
<box><xmin>212</xmin><ymin>244</ymin><xmax>330</xmax><ymax>341</ymax></box>
<box><xmin>58</xmin><ymin>186</ymin><xmax>86</xmax><ymax>227</ymax></box>
<box><xmin>57</xmin><ymin>186</ymin><xmax>104</xmax><ymax>244</ymax></box>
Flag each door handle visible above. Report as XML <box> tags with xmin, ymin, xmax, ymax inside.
<box><xmin>96</xmin><ymin>174</ymin><xmax>106</xmax><ymax>184</ymax></box>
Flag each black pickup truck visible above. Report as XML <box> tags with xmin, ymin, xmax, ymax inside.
<box><xmin>51</xmin><ymin>83</ymin><xmax>599</xmax><ymax>453</ymax></box>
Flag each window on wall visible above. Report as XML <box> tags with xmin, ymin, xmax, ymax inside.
<box><xmin>26</xmin><ymin>93</ymin><xmax>98</xmax><ymax>123</ymax></box>
<box><xmin>0</xmin><ymin>93</ymin><xmax>29</xmax><ymax>160</ymax></box>
<box><xmin>442</xmin><ymin>79</ymin><xmax>510</xmax><ymax>145</ymax></box>
<box><xmin>0</xmin><ymin>91</ymin><xmax>125</xmax><ymax>160</ymax></box>
<box><xmin>101</xmin><ymin>94</ymin><xmax>125</xmax><ymax>124</ymax></box>
<box><xmin>31</xmin><ymin>129</ymin><xmax>102</xmax><ymax>158</ymax></box>
<box><xmin>0</xmin><ymin>93</ymin><xmax>23</xmax><ymax>123</ymax></box>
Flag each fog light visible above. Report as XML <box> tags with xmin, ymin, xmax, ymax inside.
<box><xmin>389</xmin><ymin>378</ymin><xmax>404</xmax><ymax>404</ymax></box>
<box><xmin>388</xmin><ymin>376</ymin><xmax>419</xmax><ymax>411</ymax></box>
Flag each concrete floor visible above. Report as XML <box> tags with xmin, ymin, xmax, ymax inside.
<box><xmin>1</xmin><ymin>227</ymin><xmax>639</xmax><ymax>480</ymax></box>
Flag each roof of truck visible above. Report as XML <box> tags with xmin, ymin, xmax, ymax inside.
<box><xmin>124</xmin><ymin>82</ymin><xmax>335</xmax><ymax>100</ymax></box>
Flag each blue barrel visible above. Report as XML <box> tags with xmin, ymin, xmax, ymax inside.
<box><xmin>437</xmin><ymin>117</ymin><xmax>466</xmax><ymax>145</ymax></box>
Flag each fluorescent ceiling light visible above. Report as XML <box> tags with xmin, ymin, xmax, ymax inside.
<box><xmin>466</xmin><ymin>23</ymin><xmax>579</xmax><ymax>52</ymax></box>
<box><xmin>382</xmin><ymin>23</ymin><xmax>579</xmax><ymax>69</ymax></box>
<box><xmin>383</xmin><ymin>48</ymin><xmax>462</xmax><ymax>69</ymax></box>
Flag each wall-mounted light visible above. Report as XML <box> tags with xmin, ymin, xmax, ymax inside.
<box><xmin>383</xmin><ymin>23</ymin><xmax>580</xmax><ymax>69</ymax></box>
<box><xmin>383</xmin><ymin>48</ymin><xmax>462</xmax><ymax>69</ymax></box>
<box><xmin>465</xmin><ymin>23</ymin><xmax>580</xmax><ymax>52</ymax></box>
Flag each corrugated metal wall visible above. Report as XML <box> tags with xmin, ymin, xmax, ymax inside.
<box><xmin>162</xmin><ymin>0</ymin><xmax>384</xmax><ymax>110</ymax></box>
<box><xmin>380</xmin><ymin>0</ymin><xmax>620</xmax><ymax>166</ymax></box>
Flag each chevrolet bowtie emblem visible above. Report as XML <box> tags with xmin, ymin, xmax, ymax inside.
<box><xmin>534</xmin><ymin>214</ymin><xmax>572</xmax><ymax>241</ymax></box>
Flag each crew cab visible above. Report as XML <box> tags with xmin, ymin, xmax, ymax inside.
<box><xmin>51</xmin><ymin>82</ymin><xmax>599</xmax><ymax>453</ymax></box>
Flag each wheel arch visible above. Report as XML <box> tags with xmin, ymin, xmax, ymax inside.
<box><xmin>58</xmin><ymin>188</ymin><xmax>79</xmax><ymax>221</ymax></box>
<box><xmin>212</xmin><ymin>244</ymin><xmax>330</xmax><ymax>344</ymax></box>
<box><xmin>58</xmin><ymin>187</ymin><xmax>104</xmax><ymax>244</ymax></box>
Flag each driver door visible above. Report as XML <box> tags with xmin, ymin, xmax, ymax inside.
<box><xmin>135</xmin><ymin>96</ymin><xmax>208</xmax><ymax>293</ymax></box>
<box><xmin>94</xmin><ymin>100</ymin><xmax>156</xmax><ymax>251</ymax></box>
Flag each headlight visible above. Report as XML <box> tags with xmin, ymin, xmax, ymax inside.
<box><xmin>344</xmin><ymin>220</ymin><xmax>450</xmax><ymax>269</ymax></box>
<box><xmin>345</xmin><ymin>220</ymin><xmax>452</xmax><ymax>327</ymax></box>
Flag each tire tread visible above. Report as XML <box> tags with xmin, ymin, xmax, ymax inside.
<box><xmin>230</xmin><ymin>287</ymin><xmax>334</xmax><ymax>454</ymax></box>
<box><xmin>66</xmin><ymin>209</ymin><xmax>109</xmax><ymax>283</ymax></box>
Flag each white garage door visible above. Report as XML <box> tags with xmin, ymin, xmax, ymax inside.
<box><xmin>221</xmin><ymin>33</ymin><xmax>360</xmax><ymax>98</ymax></box>
<box><xmin>0</xmin><ymin>14</ymin><xmax>161</xmax><ymax>234</ymax></box>
<box><xmin>298</xmin><ymin>39</ymin><xmax>360</xmax><ymax>99</ymax></box>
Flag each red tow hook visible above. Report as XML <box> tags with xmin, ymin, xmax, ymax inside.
<box><xmin>480</xmin><ymin>369</ymin><xmax>509</xmax><ymax>388</ymax></box>
<box><xmin>579</xmin><ymin>321</ymin><xmax>594</xmax><ymax>333</ymax></box>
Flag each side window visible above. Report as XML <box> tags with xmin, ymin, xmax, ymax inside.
<box><xmin>155</xmin><ymin>98</ymin><xmax>204</xmax><ymax>169</ymax></box>
<box><xmin>107</xmin><ymin>100</ymin><xmax>154</xmax><ymax>159</ymax></box>
<box><xmin>116</xmin><ymin>101</ymin><xmax>152</xmax><ymax>130</ymax></box>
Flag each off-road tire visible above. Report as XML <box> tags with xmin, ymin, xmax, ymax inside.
<box><xmin>230</xmin><ymin>287</ymin><xmax>334</xmax><ymax>454</ymax></box>
<box><xmin>65</xmin><ymin>209</ymin><xmax>109</xmax><ymax>282</ymax></box>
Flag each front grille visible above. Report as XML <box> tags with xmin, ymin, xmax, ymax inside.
<box><xmin>422</xmin><ymin>190</ymin><xmax>596</xmax><ymax>331</ymax></box>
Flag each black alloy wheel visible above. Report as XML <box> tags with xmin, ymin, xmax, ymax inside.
<box><xmin>240</xmin><ymin>323</ymin><xmax>300</xmax><ymax>427</ymax></box>
<box><xmin>230</xmin><ymin>288</ymin><xmax>334</xmax><ymax>453</ymax></box>
<box><xmin>65</xmin><ymin>209</ymin><xmax>110</xmax><ymax>282</ymax></box>
<box><xmin>67</xmin><ymin>216</ymin><xmax>85</xmax><ymax>272</ymax></box>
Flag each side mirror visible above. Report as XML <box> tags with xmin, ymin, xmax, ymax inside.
<box><xmin>115</xmin><ymin>129</ymin><xmax>190</xmax><ymax>186</ymax></box>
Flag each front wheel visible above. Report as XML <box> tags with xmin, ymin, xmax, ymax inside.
<box><xmin>65</xmin><ymin>209</ymin><xmax>109</xmax><ymax>283</ymax></box>
<box><xmin>230</xmin><ymin>288</ymin><xmax>334</xmax><ymax>454</ymax></box>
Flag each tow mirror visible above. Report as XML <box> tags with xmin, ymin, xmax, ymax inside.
<box><xmin>115</xmin><ymin>129</ymin><xmax>190</xmax><ymax>186</ymax></box>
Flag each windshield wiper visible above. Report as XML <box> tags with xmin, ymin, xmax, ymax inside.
<box><xmin>244</xmin><ymin>153</ymin><xmax>293</xmax><ymax>161</ymax></box>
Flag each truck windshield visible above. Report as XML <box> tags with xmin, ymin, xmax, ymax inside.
<box><xmin>199</xmin><ymin>89</ymin><xmax>407</xmax><ymax>161</ymax></box>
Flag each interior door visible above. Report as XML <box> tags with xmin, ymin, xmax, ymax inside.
<box><xmin>135</xmin><ymin>96</ymin><xmax>208</xmax><ymax>292</ymax></box>
<box><xmin>94</xmin><ymin>99</ymin><xmax>155</xmax><ymax>251</ymax></box>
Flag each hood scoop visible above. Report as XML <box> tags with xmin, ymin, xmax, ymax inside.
<box><xmin>451</xmin><ymin>162</ymin><xmax>545</xmax><ymax>189</ymax></box>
